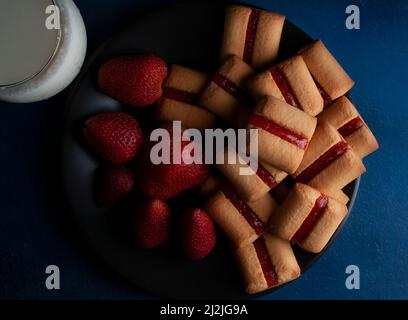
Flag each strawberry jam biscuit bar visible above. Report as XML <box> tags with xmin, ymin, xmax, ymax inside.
<box><xmin>157</xmin><ymin>65</ymin><xmax>217</xmax><ymax>130</ymax></box>
<box><xmin>248</xmin><ymin>96</ymin><xmax>317</xmax><ymax>174</ymax></box>
<box><xmin>205</xmin><ymin>184</ymin><xmax>278</xmax><ymax>247</ymax></box>
<box><xmin>271</xmin><ymin>176</ymin><xmax>350</xmax><ymax>205</ymax></box>
<box><xmin>293</xmin><ymin>122</ymin><xmax>366</xmax><ymax>198</ymax></box>
<box><xmin>220</xmin><ymin>5</ymin><xmax>285</xmax><ymax>70</ymax></box>
<box><xmin>269</xmin><ymin>183</ymin><xmax>348</xmax><ymax>253</ymax></box>
<box><xmin>299</xmin><ymin>40</ymin><xmax>355</xmax><ymax>107</ymax></box>
<box><xmin>247</xmin><ymin>55</ymin><xmax>324</xmax><ymax>116</ymax></box>
<box><xmin>235</xmin><ymin>233</ymin><xmax>300</xmax><ymax>294</ymax></box>
<box><xmin>199</xmin><ymin>55</ymin><xmax>255</xmax><ymax>128</ymax></box>
<box><xmin>317</xmin><ymin>96</ymin><xmax>379</xmax><ymax>158</ymax></box>
<box><xmin>215</xmin><ymin>146</ymin><xmax>287</xmax><ymax>202</ymax></box>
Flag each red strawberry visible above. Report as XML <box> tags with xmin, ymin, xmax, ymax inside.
<box><xmin>95</xmin><ymin>165</ymin><xmax>135</xmax><ymax>206</ymax></box>
<box><xmin>83</xmin><ymin>111</ymin><xmax>143</xmax><ymax>164</ymax></box>
<box><xmin>98</xmin><ymin>54</ymin><xmax>168</xmax><ymax>107</ymax></box>
<box><xmin>132</xmin><ymin>199</ymin><xmax>171</xmax><ymax>249</ymax></box>
<box><xmin>178</xmin><ymin>209</ymin><xmax>216</xmax><ymax>260</ymax></box>
<box><xmin>136</xmin><ymin>125</ymin><xmax>209</xmax><ymax>199</ymax></box>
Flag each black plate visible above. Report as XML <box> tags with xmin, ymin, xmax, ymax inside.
<box><xmin>62</xmin><ymin>0</ymin><xmax>360</xmax><ymax>299</ymax></box>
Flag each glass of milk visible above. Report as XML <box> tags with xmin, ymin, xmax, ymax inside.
<box><xmin>0</xmin><ymin>0</ymin><xmax>87</xmax><ymax>103</ymax></box>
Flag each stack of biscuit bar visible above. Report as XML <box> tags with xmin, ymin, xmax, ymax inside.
<box><xmin>156</xmin><ymin>4</ymin><xmax>379</xmax><ymax>294</ymax></box>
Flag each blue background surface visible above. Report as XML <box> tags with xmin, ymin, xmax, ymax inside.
<box><xmin>0</xmin><ymin>0</ymin><xmax>407</xmax><ymax>300</ymax></box>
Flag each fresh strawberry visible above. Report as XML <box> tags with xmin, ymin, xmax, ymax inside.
<box><xmin>95</xmin><ymin>165</ymin><xmax>135</xmax><ymax>207</ymax></box>
<box><xmin>136</xmin><ymin>125</ymin><xmax>209</xmax><ymax>199</ymax></box>
<box><xmin>178</xmin><ymin>209</ymin><xmax>216</xmax><ymax>260</ymax></box>
<box><xmin>98</xmin><ymin>54</ymin><xmax>168</xmax><ymax>107</ymax></box>
<box><xmin>83</xmin><ymin>111</ymin><xmax>143</xmax><ymax>164</ymax></box>
<box><xmin>132</xmin><ymin>199</ymin><xmax>171</xmax><ymax>249</ymax></box>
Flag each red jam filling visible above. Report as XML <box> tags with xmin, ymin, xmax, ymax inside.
<box><xmin>243</xmin><ymin>9</ymin><xmax>260</xmax><ymax>65</ymax></box>
<box><xmin>253</xmin><ymin>237</ymin><xmax>279</xmax><ymax>287</ymax></box>
<box><xmin>312</xmin><ymin>77</ymin><xmax>333</xmax><ymax>107</ymax></box>
<box><xmin>269</xmin><ymin>67</ymin><xmax>302</xmax><ymax>109</ymax></box>
<box><xmin>295</xmin><ymin>140</ymin><xmax>348</xmax><ymax>183</ymax></box>
<box><xmin>211</xmin><ymin>73</ymin><xmax>251</xmax><ymax>106</ymax></box>
<box><xmin>221</xmin><ymin>184</ymin><xmax>264</xmax><ymax>236</ymax></box>
<box><xmin>249</xmin><ymin>114</ymin><xmax>309</xmax><ymax>150</ymax></box>
<box><xmin>338</xmin><ymin>116</ymin><xmax>364</xmax><ymax>137</ymax></box>
<box><xmin>256</xmin><ymin>163</ymin><xmax>277</xmax><ymax>188</ymax></box>
<box><xmin>162</xmin><ymin>86</ymin><xmax>198</xmax><ymax>105</ymax></box>
<box><xmin>291</xmin><ymin>195</ymin><xmax>329</xmax><ymax>244</ymax></box>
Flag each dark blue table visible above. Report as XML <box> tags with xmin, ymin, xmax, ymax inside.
<box><xmin>0</xmin><ymin>0</ymin><xmax>406</xmax><ymax>300</ymax></box>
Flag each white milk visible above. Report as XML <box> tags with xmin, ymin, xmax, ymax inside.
<box><xmin>0</xmin><ymin>0</ymin><xmax>87</xmax><ymax>103</ymax></box>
